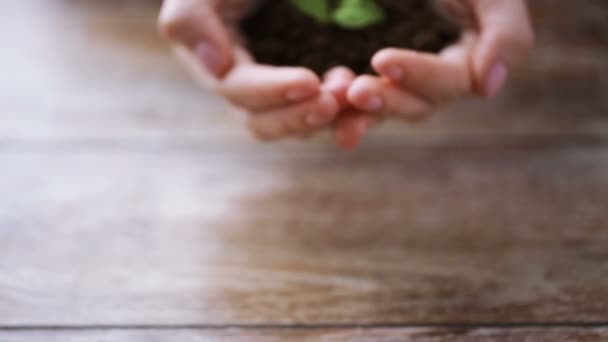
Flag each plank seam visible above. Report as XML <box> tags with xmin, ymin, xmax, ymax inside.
<box><xmin>1</xmin><ymin>323</ymin><xmax>608</xmax><ymax>331</ymax></box>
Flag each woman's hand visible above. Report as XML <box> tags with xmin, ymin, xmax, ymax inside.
<box><xmin>158</xmin><ymin>0</ymin><xmax>343</xmax><ymax>141</ymax></box>
<box><xmin>334</xmin><ymin>0</ymin><xmax>535</xmax><ymax>149</ymax></box>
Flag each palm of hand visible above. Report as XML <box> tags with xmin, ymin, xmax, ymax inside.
<box><xmin>161</xmin><ymin>0</ymin><xmax>533</xmax><ymax>149</ymax></box>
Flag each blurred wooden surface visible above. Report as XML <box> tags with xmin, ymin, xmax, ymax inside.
<box><xmin>2</xmin><ymin>328</ymin><xmax>608</xmax><ymax>342</ymax></box>
<box><xmin>1</xmin><ymin>0</ymin><xmax>607</xmax><ymax>341</ymax></box>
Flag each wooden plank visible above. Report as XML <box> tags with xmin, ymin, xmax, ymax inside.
<box><xmin>1</xmin><ymin>147</ymin><xmax>608</xmax><ymax>326</ymax></box>
<box><xmin>0</xmin><ymin>0</ymin><xmax>607</xmax><ymax>145</ymax></box>
<box><xmin>1</xmin><ymin>328</ymin><xmax>608</xmax><ymax>342</ymax></box>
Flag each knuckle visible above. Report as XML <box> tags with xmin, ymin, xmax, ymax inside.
<box><xmin>158</xmin><ymin>4</ymin><xmax>210</xmax><ymax>42</ymax></box>
<box><xmin>157</xmin><ymin>11</ymin><xmax>185</xmax><ymax>40</ymax></box>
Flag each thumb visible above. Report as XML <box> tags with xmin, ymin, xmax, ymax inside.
<box><xmin>471</xmin><ymin>0</ymin><xmax>534</xmax><ymax>98</ymax></box>
<box><xmin>159</xmin><ymin>0</ymin><xmax>234</xmax><ymax>78</ymax></box>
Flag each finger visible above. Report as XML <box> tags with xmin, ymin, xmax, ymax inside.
<box><xmin>371</xmin><ymin>35</ymin><xmax>475</xmax><ymax>104</ymax></box>
<box><xmin>248</xmin><ymin>91</ymin><xmax>339</xmax><ymax>141</ymax></box>
<box><xmin>334</xmin><ymin>112</ymin><xmax>375</xmax><ymax>151</ymax></box>
<box><xmin>472</xmin><ymin>0</ymin><xmax>535</xmax><ymax>97</ymax></box>
<box><xmin>322</xmin><ymin>66</ymin><xmax>357</xmax><ymax>110</ymax></box>
<box><xmin>434</xmin><ymin>0</ymin><xmax>477</xmax><ymax>29</ymax></box>
<box><xmin>347</xmin><ymin>75</ymin><xmax>432</xmax><ymax>121</ymax></box>
<box><xmin>158</xmin><ymin>0</ymin><xmax>233</xmax><ymax>77</ymax></box>
<box><xmin>219</xmin><ymin>64</ymin><xmax>321</xmax><ymax>111</ymax></box>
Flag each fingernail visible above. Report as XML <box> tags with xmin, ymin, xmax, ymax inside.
<box><xmin>286</xmin><ymin>87</ymin><xmax>316</xmax><ymax>102</ymax></box>
<box><xmin>386</xmin><ymin>65</ymin><xmax>404</xmax><ymax>81</ymax></box>
<box><xmin>306</xmin><ymin>112</ymin><xmax>332</xmax><ymax>127</ymax></box>
<box><xmin>486</xmin><ymin>62</ymin><xmax>508</xmax><ymax>98</ymax></box>
<box><xmin>364</xmin><ymin>95</ymin><xmax>384</xmax><ymax>111</ymax></box>
<box><xmin>194</xmin><ymin>41</ymin><xmax>223</xmax><ymax>78</ymax></box>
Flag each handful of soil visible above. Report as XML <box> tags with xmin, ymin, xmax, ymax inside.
<box><xmin>240</xmin><ymin>0</ymin><xmax>462</xmax><ymax>75</ymax></box>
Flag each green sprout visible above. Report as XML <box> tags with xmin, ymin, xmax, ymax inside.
<box><xmin>290</xmin><ymin>0</ymin><xmax>386</xmax><ymax>30</ymax></box>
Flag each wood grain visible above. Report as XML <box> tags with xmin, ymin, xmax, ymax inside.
<box><xmin>1</xmin><ymin>147</ymin><xmax>607</xmax><ymax>326</ymax></box>
<box><xmin>1</xmin><ymin>328</ymin><xmax>608</xmax><ymax>342</ymax></box>
<box><xmin>2</xmin><ymin>0</ymin><xmax>608</xmax><ymax>340</ymax></box>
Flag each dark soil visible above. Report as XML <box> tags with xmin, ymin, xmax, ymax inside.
<box><xmin>240</xmin><ymin>0</ymin><xmax>462</xmax><ymax>75</ymax></box>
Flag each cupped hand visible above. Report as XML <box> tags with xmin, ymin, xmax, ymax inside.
<box><xmin>335</xmin><ymin>0</ymin><xmax>535</xmax><ymax>149</ymax></box>
<box><xmin>158</xmin><ymin>0</ymin><xmax>342</xmax><ymax>141</ymax></box>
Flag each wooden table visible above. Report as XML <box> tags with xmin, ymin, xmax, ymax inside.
<box><xmin>1</xmin><ymin>0</ymin><xmax>607</xmax><ymax>340</ymax></box>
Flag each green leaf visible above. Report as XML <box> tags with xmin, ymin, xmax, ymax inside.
<box><xmin>289</xmin><ymin>0</ymin><xmax>331</xmax><ymax>23</ymax></box>
<box><xmin>332</xmin><ymin>0</ymin><xmax>386</xmax><ymax>30</ymax></box>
